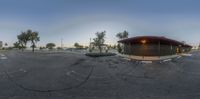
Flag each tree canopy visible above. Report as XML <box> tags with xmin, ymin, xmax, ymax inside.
<box><xmin>46</xmin><ymin>43</ymin><xmax>56</xmax><ymax>49</ymax></box>
<box><xmin>116</xmin><ymin>30</ymin><xmax>129</xmax><ymax>53</ymax></box>
<box><xmin>74</xmin><ymin>42</ymin><xmax>83</xmax><ymax>49</ymax></box>
<box><xmin>116</xmin><ymin>30</ymin><xmax>129</xmax><ymax>39</ymax></box>
<box><xmin>16</xmin><ymin>29</ymin><xmax>40</xmax><ymax>52</ymax></box>
<box><xmin>92</xmin><ymin>31</ymin><xmax>106</xmax><ymax>53</ymax></box>
<box><xmin>28</xmin><ymin>30</ymin><xmax>40</xmax><ymax>52</ymax></box>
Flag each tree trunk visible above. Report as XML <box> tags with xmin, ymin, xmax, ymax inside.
<box><xmin>99</xmin><ymin>46</ymin><xmax>102</xmax><ymax>53</ymax></box>
<box><xmin>32</xmin><ymin>46</ymin><xmax>34</xmax><ymax>52</ymax></box>
<box><xmin>21</xmin><ymin>44</ymin><xmax>24</xmax><ymax>52</ymax></box>
<box><xmin>32</xmin><ymin>43</ymin><xmax>35</xmax><ymax>52</ymax></box>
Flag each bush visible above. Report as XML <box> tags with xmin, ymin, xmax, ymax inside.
<box><xmin>117</xmin><ymin>44</ymin><xmax>122</xmax><ymax>53</ymax></box>
<box><xmin>57</xmin><ymin>47</ymin><xmax>63</xmax><ymax>50</ymax></box>
<box><xmin>85</xmin><ymin>52</ymin><xmax>116</xmax><ymax>57</ymax></box>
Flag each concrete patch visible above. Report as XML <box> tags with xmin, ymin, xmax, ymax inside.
<box><xmin>141</xmin><ymin>61</ymin><xmax>152</xmax><ymax>64</ymax></box>
<box><xmin>182</xmin><ymin>54</ymin><xmax>192</xmax><ymax>56</ymax></box>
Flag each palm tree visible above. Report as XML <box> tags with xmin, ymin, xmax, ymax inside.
<box><xmin>28</xmin><ymin>30</ymin><xmax>40</xmax><ymax>52</ymax></box>
<box><xmin>93</xmin><ymin>31</ymin><xmax>106</xmax><ymax>53</ymax></box>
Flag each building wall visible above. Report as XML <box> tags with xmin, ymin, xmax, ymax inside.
<box><xmin>123</xmin><ymin>43</ymin><xmax>191</xmax><ymax>56</ymax></box>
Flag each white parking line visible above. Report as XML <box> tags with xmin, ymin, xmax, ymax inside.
<box><xmin>0</xmin><ymin>54</ymin><xmax>7</xmax><ymax>60</ymax></box>
<box><xmin>177</xmin><ymin>56</ymin><xmax>182</xmax><ymax>59</ymax></box>
<box><xmin>1</xmin><ymin>54</ymin><xmax>5</xmax><ymax>57</ymax></box>
<box><xmin>163</xmin><ymin>59</ymin><xmax>172</xmax><ymax>62</ymax></box>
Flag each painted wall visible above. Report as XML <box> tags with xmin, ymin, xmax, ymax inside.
<box><xmin>122</xmin><ymin>43</ymin><xmax>191</xmax><ymax>56</ymax></box>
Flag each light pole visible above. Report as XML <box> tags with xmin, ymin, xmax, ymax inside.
<box><xmin>61</xmin><ymin>38</ymin><xmax>63</xmax><ymax>48</ymax></box>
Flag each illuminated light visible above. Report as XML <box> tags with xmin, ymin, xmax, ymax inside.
<box><xmin>141</xmin><ymin>40</ymin><xmax>146</xmax><ymax>44</ymax></box>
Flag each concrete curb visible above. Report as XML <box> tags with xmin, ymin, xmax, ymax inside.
<box><xmin>117</xmin><ymin>54</ymin><xmax>181</xmax><ymax>61</ymax></box>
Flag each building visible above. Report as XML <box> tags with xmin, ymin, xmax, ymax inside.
<box><xmin>0</xmin><ymin>41</ymin><xmax>2</xmax><ymax>49</ymax></box>
<box><xmin>118</xmin><ymin>36</ymin><xmax>192</xmax><ymax>56</ymax></box>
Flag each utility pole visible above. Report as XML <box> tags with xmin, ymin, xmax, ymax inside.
<box><xmin>89</xmin><ymin>38</ymin><xmax>91</xmax><ymax>48</ymax></box>
<box><xmin>61</xmin><ymin>38</ymin><xmax>63</xmax><ymax>48</ymax></box>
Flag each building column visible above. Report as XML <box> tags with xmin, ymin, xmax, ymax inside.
<box><xmin>170</xmin><ymin>43</ymin><xmax>172</xmax><ymax>55</ymax></box>
<box><xmin>158</xmin><ymin>40</ymin><xmax>160</xmax><ymax>57</ymax></box>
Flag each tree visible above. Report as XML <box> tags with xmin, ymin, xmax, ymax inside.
<box><xmin>116</xmin><ymin>30</ymin><xmax>129</xmax><ymax>40</ymax></box>
<box><xmin>112</xmin><ymin>44</ymin><xmax>117</xmax><ymax>49</ymax></box>
<box><xmin>4</xmin><ymin>43</ymin><xmax>8</xmax><ymax>46</ymax></box>
<box><xmin>116</xmin><ymin>30</ymin><xmax>129</xmax><ymax>53</ymax></box>
<box><xmin>92</xmin><ymin>31</ymin><xmax>106</xmax><ymax>53</ymax></box>
<box><xmin>116</xmin><ymin>33</ymin><xmax>123</xmax><ymax>39</ymax></box>
<box><xmin>46</xmin><ymin>43</ymin><xmax>56</xmax><ymax>50</ymax></box>
<box><xmin>122</xmin><ymin>30</ymin><xmax>129</xmax><ymax>38</ymax></box>
<box><xmin>13</xmin><ymin>42</ymin><xmax>21</xmax><ymax>49</ymax></box>
<box><xmin>28</xmin><ymin>30</ymin><xmax>40</xmax><ymax>52</ymax></box>
<box><xmin>17</xmin><ymin>32</ymin><xmax>30</xmax><ymax>51</ymax></box>
<box><xmin>117</xmin><ymin>43</ymin><xmax>122</xmax><ymax>53</ymax></box>
<box><xmin>74</xmin><ymin>42</ymin><xmax>80</xmax><ymax>48</ymax></box>
<box><xmin>198</xmin><ymin>43</ymin><xmax>200</xmax><ymax>50</ymax></box>
<box><xmin>74</xmin><ymin>42</ymin><xmax>83</xmax><ymax>49</ymax></box>
<box><xmin>16</xmin><ymin>29</ymin><xmax>40</xmax><ymax>52</ymax></box>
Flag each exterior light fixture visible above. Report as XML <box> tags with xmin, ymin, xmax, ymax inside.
<box><xmin>141</xmin><ymin>40</ymin><xmax>146</xmax><ymax>44</ymax></box>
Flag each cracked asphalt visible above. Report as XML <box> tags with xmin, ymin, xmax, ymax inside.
<box><xmin>0</xmin><ymin>50</ymin><xmax>200</xmax><ymax>99</ymax></box>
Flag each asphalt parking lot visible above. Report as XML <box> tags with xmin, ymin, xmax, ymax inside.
<box><xmin>0</xmin><ymin>50</ymin><xmax>200</xmax><ymax>99</ymax></box>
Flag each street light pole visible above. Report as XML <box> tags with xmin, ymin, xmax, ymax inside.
<box><xmin>61</xmin><ymin>38</ymin><xmax>63</xmax><ymax>48</ymax></box>
<box><xmin>89</xmin><ymin>38</ymin><xmax>91</xmax><ymax>50</ymax></box>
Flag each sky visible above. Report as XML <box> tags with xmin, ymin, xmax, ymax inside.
<box><xmin>0</xmin><ymin>0</ymin><xmax>200</xmax><ymax>47</ymax></box>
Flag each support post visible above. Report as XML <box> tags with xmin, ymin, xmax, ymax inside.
<box><xmin>159</xmin><ymin>40</ymin><xmax>160</xmax><ymax>57</ymax></box>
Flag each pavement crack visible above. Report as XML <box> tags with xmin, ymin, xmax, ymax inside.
<box><xmin>4</xmin><ymin>64</ymin><xmax>94</xmax><ymax>93</ymax></box>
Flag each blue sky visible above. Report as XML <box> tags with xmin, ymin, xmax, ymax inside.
<box><xmin>0</xmin><ymin>0</ymin><xmax>200</xmax><ymax>47</ymax></box>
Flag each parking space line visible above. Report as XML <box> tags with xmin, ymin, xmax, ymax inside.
<box><xmin>177</xmin><ymin>56</ymin><xmax>182</xmax><ymax>59</ymax></box>
<box><xmin>0</xmin><ymin>54</ymin><xmax>7</xmax><ymax>60</ymax></box>
<box><xmin>163</xmin><ymin>59</ymin><xmax>172</xmax><ymax>62</ymax></box>
<box><xmin>1</xmin><ymin>54</ymin><xmax>5</xmax><ymax>57</ymax></box>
